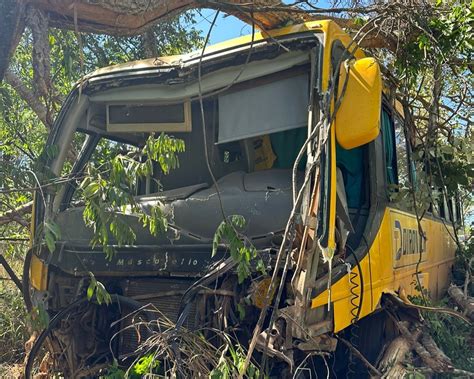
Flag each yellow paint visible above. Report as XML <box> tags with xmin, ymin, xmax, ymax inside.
<box><xmin>312</xmin><ymin>208</ymin><xmax>456</xmax><ymax>332</ymax></box>
<box><xmin>305</xmin><ymin>23</ymin><xmax>450</xmax><ymax>333</ymax></box>
<box><xmin>328</xmin><ymin>122</ymin><xmax>337</xmax><ymax>252</ymax></box>
<box><xmin>29</xmin><ymin>194</ymin><xmax>49</xmax><ymax>291</ymax></box>
<box><xmin>34</xmin><ymin>20</ymin><xmax>455</xmax><ymax>338</ymax></box>
<box><xmin>30</xmin><ymin>254</ymin><xmax>48</xmax><ymax>291</ymax></box>
<box><xmin>87</xmin><ymin>21</ymin><xmax>325</xmax><ymax>78</ymax></box>
<box><xmin>319</xmin><ymin>21</ymin><xmax>365</xmax><ymax>92</ymax></box>
<box><xmin>29</xmin><ymin>194</ymin><xmax>48</xmax><ymax>291</ymax></box>
<box><xmin>307</xmin><ymin>22</ymin><xmax>447</xmax><ymax>334</ymax></box>
<box><xmin>335</xmin><ymin>58</ymin><xmax>382</xmax><ymax>149</ymax></box>
<box><xmin>313</xmin><ymin>21</ymin><xmax>364</xmax><ymax>253</ymax></box>
<box><xmin>315</xmin><ymin>21</ymin><xmax>367</xmax><ymax>254</ymax></box>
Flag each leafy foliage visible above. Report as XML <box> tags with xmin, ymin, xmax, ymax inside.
<box><xmin>86</xmin><ymin>272</ymin><xmax>112</xmax><ymax>305</ymax></box>
<box><xmin>103</xmin><ymin>358</ymin><xmax>161</xmax><ymax>379</ymax></box>
<box><xmin>80</xmin><ymin>133</ymin><xmax>184</xmax><ymax>259</ymax></box>
<box><xmin>0</xmin><ymin>11</ymin><xmax>202</xmax><ymax>372</ymax></box>
<box><xmin>130</xmin><ymin>354</ymin><xmax>161</xmax><ymax>377</ymax></box>
<box><xmin>376</xmin><ymin>1</ymin><xmax>473</xmax><ymax>233</ymax></box>
<box><xmin>409</xmin><ymin>291</ymin><xmax>474</xmax><ymax>372</ymax></box>
<box><xmin>43</xmin><ymin>220</ymin><xmax>61</xmax><ymax>253</ymax></box>
<box><xmin>210</xmin><ymin>343</ymin><xmax>261</xmax><ymax>379</ymax></box>
<box><xmin>213</xmin><ymin>215</ymin><xmax>265</xmax><ymax>283</ymax></box>
<box><xmin>0</xmin><ymin>1</ymin><xmax>472</xmax><ymax>376</ymax></box>
<box><xmin>0</xmin><ymin>11</ymin><xmax>202</xmax><ymax>236</ymax></box>
<box><xmin>0</xmin><ymin>279</ymin><xmax>28</xmax><ymax>364</ymax></box>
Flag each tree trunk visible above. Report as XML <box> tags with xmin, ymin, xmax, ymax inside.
<box><xmin>26</xmin><ymin>5</ymin><xmax>51</xmax><ymax>103</ymax></box>
<box><xmin>448</xmin><ymin>285</ymin><xmax>474</xmax><ymax>321</ymax></box>
<box><xmin>0</xmin><ymin>0</ymin><xmax>25</xmax><ymax>81</ymax></box>
<box><xmin>395</xmin><ymin>319</ymin><xmax>452</xmax><ymax>373</ymax></box>
<box><xmin>378</xmin><ymin>332</ymin><xmax>419</xmax><ymax>379</ymax></box>
<box><xmin>142</xmin><ymin>30</ymin><xmax>158</xmax><ymax>59</ymax></box>
<box><xmin>420</xmin><ymin>333</ymin><xmax>452</xmax><ymax>368</ymax></box>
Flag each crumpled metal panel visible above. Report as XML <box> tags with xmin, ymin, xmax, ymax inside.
<box><xmin>56</xmin><ymin>169</ymin><xmax>301</xmax><ymax>248</ymax></box>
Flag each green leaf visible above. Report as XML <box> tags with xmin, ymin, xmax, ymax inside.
<box><xmin>236</xmin><ymin>303</ymin><xmax>246</xmax><ymax>320</ymax></box>
<box><xmin>44</xmin><ymin>230</ymin><xmax>55</xmax><ymax>253</ymax></box>
<box><xmin>44</xmin><ymin>220</ymin><xmax>61</xmax><ymax>240</ymax></box>
<box><xmin>87</xmin><ymin>280</ymin><xmax>96</xmax><ymax>300</ymax></box>
<box><xmin>131</xmin><ymin>353</ymin><xmax>160</xmax><ymax>375</ymax></box>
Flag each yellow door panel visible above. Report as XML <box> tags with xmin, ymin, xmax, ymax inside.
<box><xmin>30</xmin><ymin>254</ymin><xmax>48</xmax><ymax>291</ymax></box>
<box><xmin>312</xmin><ymin>207</ymin><xmax>456</xmax><ymax>333</ymax></box>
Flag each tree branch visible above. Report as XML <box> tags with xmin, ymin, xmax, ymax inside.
<box><xmin>448</xmin><ymin>285</ymin><xmax>474</xmax><ymax>322</ymax></box>
<box><xmin>0</xmin><ymin>254</ymin><xmax>22</xmax><ymax>290</ymax></box>
<box><xmin>0</xmin><ymin>201</ymin><xmax>32</xmax><ymax>227</ymax></box>
<box><xmin>3</xmin><ymin>69</ymin><xmax>51</xmax><ymax>128</ymax></box>
<box><xmin>26</xmin><ymin>4</ymin><xmax>51</xmax><ymax>100</ymax></box>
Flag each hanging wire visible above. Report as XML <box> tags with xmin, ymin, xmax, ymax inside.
<box><xmin>242</xmin><ymin>16</ymin><xmax>383</xmax><ymax>377</ymax></box>
<box><xmin>196</xmin><ymin>10</ymin><xmax>256</xmax><ymax>221</ymax></box>
<box><xmin>345</xmin><ymin>245</ymin><xmax>364</xmax><ymax>376</ymax></box>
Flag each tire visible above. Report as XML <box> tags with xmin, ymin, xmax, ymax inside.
<box><xmin>335</xmin><ymin>310</ymin><xmax>393</xmax><ymax>378</ymax></box>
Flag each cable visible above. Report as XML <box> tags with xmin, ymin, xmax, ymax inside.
<box><xmin>197</xmin><ymin>10</ymin><xmax>256</xmax><ymax>222</ymax></box>
<box><xmin>348</xmin><ymin>248</ymin><xmax>363</xmax><ymax>322</ymax></box>
<box><xmin>345</xmin><ymin>244</ymin><xmax>364</xmax><ymax>377</ymax></box>
<box><xmin>175</xmin><ymin>257</ymin><xmax>236</xmax><ymax>329</ymax></box>
<box><xmin>259</xmin><ymin>227</ymin><xmax>297</xmax><ymax>372</ymax></box>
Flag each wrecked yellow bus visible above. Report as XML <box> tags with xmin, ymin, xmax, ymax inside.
<box><xmin>24</xmin><ymin>20</ymin><xmax>457</xmax><ymax>377</ymax></box>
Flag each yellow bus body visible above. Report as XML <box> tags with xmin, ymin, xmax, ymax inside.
<box><xmin>29</xmin><ymin>18</ymin><xmax>457</xmax><ymax>360</ymax></box>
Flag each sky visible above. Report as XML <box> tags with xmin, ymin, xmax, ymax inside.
<box><xmin>192</xmin><ymin>9</ymin><xmax>253</xmax><ymax>44</ymax></box>
<box><xmin>192</xmin><ymin>1</ymin><xmax>333</xmax><ymax>44</ymax></box>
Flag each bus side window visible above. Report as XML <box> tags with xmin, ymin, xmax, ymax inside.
<box><xmin>381</xmin><ymin>107</ymin><xmax>410</xmax><ymax>193</ymax></box>
<box><xmin>394</xmin><ymin>116</ymin><xmax>410</xmax><ymax>188</ymax></box>
<box><xmin>381</xmin><ymin>108</ymin><xmax>397</xmax><ymax>185</ymax></box>
<box><xmin>455</xmin><ymin>196</ymin><xmax>463</xmax><ymax>225</ymax></box>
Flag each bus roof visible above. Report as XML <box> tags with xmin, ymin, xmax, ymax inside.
<box><xmin>85</xmin><ymin>20</ymin><xmax>337</xmax><ymax>80</ymax></box>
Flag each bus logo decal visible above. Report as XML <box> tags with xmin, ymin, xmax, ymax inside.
<box><xmin>393</xmin><ymin>219</ymin><xmax>426</xmax><ymax>263</ymax></box>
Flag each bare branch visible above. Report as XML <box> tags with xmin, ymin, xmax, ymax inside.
<box><xmin>26</xmin><ymin>5</ymin><xmax>51</xmax><ymax>100</ymax></box>
<box><xmin>3</xmin><ymin>68</ymin><xmax>51</xmax><ymax>128</ymax></box>
<box><xmin>0</xmin><ymin>201</ymin><xmax>32</xmax><ymax>227</ymax></box>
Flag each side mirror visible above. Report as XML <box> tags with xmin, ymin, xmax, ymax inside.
<box><xmin>335</xmin><ymin>57</ymin><xmax>382</xmax><ymax>149</ymax></box>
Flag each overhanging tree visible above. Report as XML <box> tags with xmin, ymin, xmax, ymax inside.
<box><xmin>0</xmin><ymin>0</ymin><xmax>472</xmax><ymax>375</ymax></box>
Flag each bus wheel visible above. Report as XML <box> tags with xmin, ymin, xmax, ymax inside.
<box><xmin>335</xmin><ymin>310</ymin><xmax>395</xmax><ymax>378</ymax></box>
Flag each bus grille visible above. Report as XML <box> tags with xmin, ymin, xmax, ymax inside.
<box><xmin>118</xmin><ymin>277</ymin><xmax>198</xmax><ymax>358</ymax></box>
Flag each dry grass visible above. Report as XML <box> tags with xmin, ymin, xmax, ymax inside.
<box><xmin>0</xmin><ymin>363</ymin><xmax>24</xmax><ymax>378</ymax></box>
<box><xmin>0</xmin><ymin>258</ymin><xmax>28</xmax><ymax>372</ymax></box>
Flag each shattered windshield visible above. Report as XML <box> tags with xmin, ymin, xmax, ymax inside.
<box><xmin>64</xmin><ymin>67</ymin><xmax>312</xmax><ymax>207</ymax></box>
